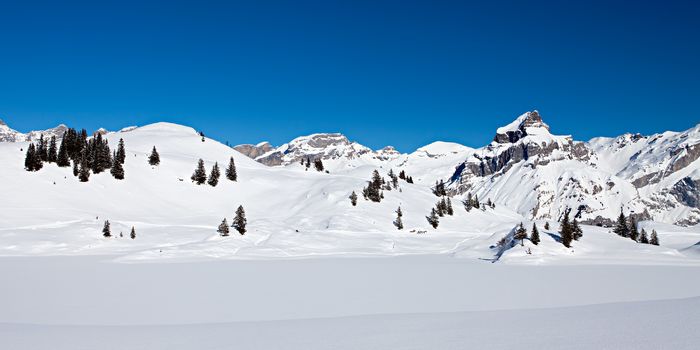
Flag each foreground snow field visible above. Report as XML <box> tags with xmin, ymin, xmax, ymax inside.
<box><xmin>1</xmin><ymin>256</ymin><xmax>700</xmax><ymax>349</ymax></box>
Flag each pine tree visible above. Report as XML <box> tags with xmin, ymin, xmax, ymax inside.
<box><xmin>48</xmin><ymin>136</ymin><xmax>58</xmax><ymax>162</ymax></box>
<box><xmin>530</xmin><ymin>223</ymin><xmax>540</xmax><ymax>245</ymax></box>
<box><xmin>102</xmin><ymin>220</ymin><xmax>111</xmax><ymax>238</ymax></box>
<box><xmin>116</xmin><ymin>138</ymin><xmax>126</xmax><ymax>165</ymax></box>
<box><xmin>110</xmin><ymin>154</ymin><xmax>125</xmax><ymax>180</ymax></box>
<box><xmin>572</xmin><ymin>219</ymin><xmax>583</xmax><ymax>240</ymax></box>
<box><xmin>130</xmin><ymin>226</ymin><xmax>136</xmax><ymax>239</ymax></box>
<box><xmin>365</xmin><ymin>170</ymin><xmax>383</xmax><ymax>202</ymax></box>
<box><xmin>218</xmin><ymin>218</ymin><xmax>230</xmax><ymax>236</ymax></box>
<box><xmin>473</xmin><ymin>194</ymin><xmax>480</xmax><ymax>209</ymax></box>
<box><xmin>305</xmin><ymin>157</ymin><xmax>311</xmax><ymax>170</ymax></box>
<box><xmin>191</xmin><ymin>159</ymin><xmax>207</xmax><ymax>184</ymax></box>
<box><xmin>639</xmin><ymin>228</ymin><xmax>649</xmax><ymax>244</ymax></box>
<box><xmin>446</xmin><ymin>198</ymin><xmax>454</xmax><ymax>216</ymax></box>
<box><xmin>544</xmin><ymin>222</ymin><xmax>550</xmax><ymax>230</ymax></box>
<box><xmin>426</xmin><ymin>208</ymin><xmax>439</xmax><ymax>229</ymax></box>
<box><xmin>560</xmin><ymin>210</ymin><xmax>573</xmax><ymax>248</ymax></box>
<box><xmin>225</xmin><ymin>157</ymin><xmax>237</xmax><ymax>181</ymax></box>
<box><xmin>232</xmin><ymin>205</ymin><xmax>247</xmax><ymax>235</ymax></box>
<box><xmin>399</xmin><ymin>170</ymin><xmax>406</xmax><ymax>180</ymax></box>
<box><xmin>208</xmin><ymin>162</ymin><xmax>221</xmax><ymax>186</ymax></box>
<box><xmin>406</xmin><ymin>176</ymin><xmax>414</xmax><ymax>184</ymax></box>
<box><xmin>394</xmin><ymin>206</ymin><xmax>404</xmax><ymax>230</ymax></box>
<box><xmin>148</xmin><ymin>146</ymin><xmax>160</xmax><ymax>166</ymax></box>
<box><xmin>313</xmin><ymin>159</ymin><xmax>324</xmax><ymax>172</ymax></box>
<box><xmin>433</xmin><ymin>180</ymin><xmax>447</xmax><ymax>196</ymax></box>
<box><xmin>514</xmin><ymin>222</ymin><xmax>528</xmax><ymax>246</ymax></box>
<box><xmin>628</xmin><ymin>216</ymin><xmax>639</xmax><ymax>241</ymax></box>
<box><xmin>436</xmin><ymin>199</ymin><xmax>446</xmax><ymax>217</ymax></box>
<box><xmin>650</xmin><ymin>229</ymin><xmax>660</xmax><ymax>246</ymax></box>
<box><xmin>78</xmin><ymin>152</ymin><xmax>90</xmax><ymax>182</ymax></box>
<box><xmin>56</xmin><ymin>138</ymin><xmax>70</xmax><ymax>167</ymax></box>
<box><xmin>613</xmin><ymin>211</ymin><xmax>629</xmax><ymax>237</ymax></box>
<box><xmin>72</xmin><ymin>159</ymin><xmax>79</xmax><ymax>177</ymax></box>
<box><xmin>24</xmin><ymin>143</ymin><xmax>36</xmax><ymax>171</ymax></box>
<box><xmin>349</xmin><ymin>191</ymin><xmax>358</xmax><ymax>206</ymax></box>
<box><xmin>37</xmin><ymin>134</ymin><xmax>48</xmax><ymax>162</ymax></box>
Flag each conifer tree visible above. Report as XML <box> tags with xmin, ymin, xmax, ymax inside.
<box><xmin>394</xmin><ymin>206</ymin><xmax>404</xmax><ymax>230</ymax></box>
<box><xmin>72</xmin><ymin>159</ymin><xmax>79</xmax><ymax>177</ymax></box>
<box><xmin>426</xmin><ymin>208</ymin><xmax>439</xmax><ymax>228</ymax></box>
<box><xmin>225</xmin><ymin>157</ymin><xmax>237</xmax><ymax>181</ymax></box>
<box><xmin>48</xmin><ymin>136</ymin><xmax>58</xmax><ymax>163</ymax></box>
<box><xmin>78</xmin><ymin>152</ymin><xmax>90</xmax><ymax>182</ymax></box>
<box><xmin>628</xmin><ymin>216</ymin><xmax>639</xmax><ymax>241</ymax></box>
<box><xmin>530</xmin><ymin>223</ymin><xmax>540</xmax><ymax>245</ymax></box>
<box><xmin>473</xmin><ymin>194</ymin><xmax>480</xmax><ymax>209</ymax></box>
<box><xmin>102</xmin><ymin>220</ymin><xmax>111</xmax><ymax>238</ymax></box>
<box><xmin>116</xmin><ymin>138</ymin><xmax>126</xmax><ymax>165</ymax></box>
<box><xmin>24</xmin><ymin>144</ymin><xmax>36</xmax><ymax>171</ymax></box>
<box><xmin>514</xmin><ymin>222</ymin><xmax>528</xmax><ymax>246</ymax></box>
<box><xmin>433</xmin><ymin>180</ymin><xmax>447</xmax><ymax>196</ymax></box>
<box><xmin>572</xmin><ymin>219</ymin><xmax>583</xmax><ymax>240</ymax></box>
<box><xmin>463</xmin><ymin>193</ymin><xmax>473</xmax><ymax>212</ymax></box>
<box><xmin>364</xmin><ymin>170</ymin><xmax>383</xmax><ymax>202</ymax></box>
<box><xmin>639</xmin><ymin>228</ymin><xmax>649</xmax><ymax>244</ymax></box>
<box><xmin>544</xmin><ymin>222</ymin><xmax>550</xmax><ymax>230</ymax></box>
<box><xmin>349</xmin><ymin>191</ymin><xmax>358</xmax><ymax>206</ymax></box>
<box><xmin>650</xmin><ymin>229</ymin><xmax>660</xmax><ymax>246</ymax></box>
<box><xmin>37</xmin><ymin>134</ymin><xmax>48</xmax><ymax>162</ymax></box>
<box><xmin>191</xmin><ymin>159</ymin><xmax>207</xmax><ymax>184</ymax></box>
<box><xmin>148</xmin><ymin>146</ymin><xmax>160</xmax><ymax>166</ymax></box>
<box><xmin>208</xmin><ymin>162</ymin><xmax>221</xmax><ymax>186</ymax></box>
<box><xmin>56</xmin><ymin>138</ymin><xmax>70</xmax><ymax>167</ymax></box>
<box><xmin>436</xmin><ymin>199</ymin><xmax>446</xmax><ymax>217</ymax></box>
<box><xmin>559</xmin><ymin>210</ymin><xmax>573</xmax><ymax>248</ymax></box>
<box><xmin>130</xmin><ymin>226</ymin><xmax>136</xmax><ymax>239</ymax></box>
<box><xmin>313</xmin><ymin>159</ymin><xmax>324</xmax><ymax>172</ymax></box>
<box><xmin>232</xmin><ymin>205</ymin><xmax>247</xmax><ymax>235</ymax></box>
<box><xmin>399</xmin><ymin>170</ymin><xmax>406</xmax><ymax>180</ymax></box>
<box><xmin>218</xmin><ymin>218</ymin><xmax>230</xmax><ymax>236</ymax></box>
<box><xmin>613</xmin><ymin>211</ymin><xmax>629</xmax><ymax>237</ymax></box>
<box><xmin>110</xmin><ymin>154</ymin><xmax>125</xmax><ymax>180</ymax></box>
<box><xmin>446</xmin><ymin>198</ymin><xmax>454</xmax><ymax>216</ymax></box>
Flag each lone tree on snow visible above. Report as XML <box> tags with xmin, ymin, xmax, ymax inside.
<box><xmin>650</xmin><ymin>229</ymin><xmax>660</xmax><ymax>246</ymax></box>
<box><xmin>225</xmin><ymin>157</ymin><xmax>237</xmax><ymax>181</ymax></box>
<box><xmin>514</xmin><ymin>222</ymin><xmax>527</xmax><ymax>246</ymax></box>
<box><xmin>394</xmin><ymin>206</ymin><xmax>404</xmax><ymax>230</ymax></box>
<box><xmin>102</xmin><ymin>220</ymin><xmax>111</xmax><ymax>238</ymax></box>
<box><xmin>613</xmin><ymin>211</ymin><xmax>629</xmax><ymax>237</ymax></box>
<box><xmin>544</xmin><ymin>222</ymin><xmax>550</xmax><ymax>230</ymax></box>
<box><xmin>208</xmin><ymin>162</ymin><xmax>221</xmax><ymax>187</ymax></box>
<box><xmin>218</xmin><ymin>218</ymin><xmax>230</xmax><ymax>237</ymax></box>
<box><xmin>349</xmin><ymin>191</ymin><xmax>358</xmax><ymax>206</ymax></box>
<box><xmin>148</xmin><ymin>146</ymin><xmax>160</xmax><ymax>166</ymax></box>
<box><xmin>313</xmin><ymin>158</ymin><xmax>325</xmax><ymax>172</ymax></box>
<box><xmin>191</xmin><ymin>159</ymin><xmax>207</xmax><ymax>184</ymax></box>
<box><xmin>559</xmin><ymin>210</ymin><xmax>574</xmax><ymax>248</ymax></box>
<box><xmin>628</xmin><ymin>216</ymin><xmax>639</xmax><ymax>241</ymax></box>
<box><xmin>426</xmin><ymin>208</ymin><xmax>439</xmax><ymax>229</ymax></box>
<box><xmin>232</xmin><ymin>205</ymin><xmax>247</xmax><ymax>235</ymax></box>
<box><xmin>110</xmin><ymin>154</ymin><xmax>125</xmax><ymax>180</ymax></box>
<box><xmin>530</xmin><ymin>223</ymin><xmax>540</xmax><ymax>245</ymax></box>
<box><xmin>130</xmin><ymin>226</ymin><xmax>136</xmax><ymax>239</ymax></box>
<box><xmin>639</xmin><ymin>228</ymin><xmax>649</xmax><ymax>244</ymax></box>
<box><xmin>572</xmin><ymin>219</ymin><xmax>583</xmax><ymax>241</ymax></box>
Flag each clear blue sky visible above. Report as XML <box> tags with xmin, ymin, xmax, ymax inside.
<box><xmin>1</xmin><ymin>0</ymin><xmax>698</xmax><ymax>151</ymax></box>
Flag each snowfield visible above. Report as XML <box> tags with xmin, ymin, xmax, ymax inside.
<box><xmin>1</xmin><ymin>119</ymin><xmax>700</xmax><ymax>349</ymax></box>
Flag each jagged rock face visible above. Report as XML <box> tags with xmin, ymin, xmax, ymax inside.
<box><xmin>236</xmin><ymin>133</ymin><xmax>378</xmax><ymax>166</ymax></box>
<box><xmin>493</xmin><ymin>111</ymin><xmax>550</xmax><ymax>144</ymax></box>
<box><xmin>0</xmin><ymin>120</ymin><xmax>68</xmax><ymax>142</ymax></box>
<box><xmin>233</xmin><ymin>142</ymin><xmax>275</xmax><ymax>160</ymax></box>
<box><xmin>671</xmin><ymin>177</ymin><xmax>700</xmax><ymax>208</ymax></box>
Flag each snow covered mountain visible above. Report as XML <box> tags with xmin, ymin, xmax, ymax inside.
<box><xmin>0</xmin><ymin>119</ymin><xmax>69</xmax><ymax>142</ymax></box>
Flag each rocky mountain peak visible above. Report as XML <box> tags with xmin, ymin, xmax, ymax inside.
<box><xmin>493</xmin><ymin>110</ymin><xmax>550</xmax><ymax>144</ymax></box>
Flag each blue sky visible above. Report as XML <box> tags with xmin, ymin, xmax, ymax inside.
<box><xmin>0</xmin><ymin>0</ymin><xmax>698</xmax><ymax>151</ymax></box>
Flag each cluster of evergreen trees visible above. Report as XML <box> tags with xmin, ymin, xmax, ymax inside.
<box><xmin>558</xmin><ymin>209</ymin><xmax>583</xmax><ymax>248</ymax></box>
<box><xmin>192</xmin><ymin>157</ymin><xmax>237</xmax><ymax>186</ymax></box>
<box><xmin>301</xmin><ymin>157</ymin><xmax>325</xmax><ymax>172</ymax></box>
<box><xmin>393</xmin><ymin>206</ymin><xmax>403</xmax><ymax>230</ymax></box>
<box><xmin>434</xmin><ymin>197</ymin><xmax>454</xmax><ymax>217</ymax></box>
<box><xmin>398</xmin><ymin>170</ymin><xmax>414</xmax><ymax>184</ymax></box>
<box><xmin>362</xmin><ymin>170</ymin><xmax>386</xmax><ymax>202</ymax></box>
<box><xmin>217</xmin><ymin>205</ymin><xmax>247</xmax><ymax>236</ymax></box>
<box><xmin>24</xmin><ymin>129</ymin><xmax>132</xmax><ymax>182</ymax></box>
<box><xmin>102</xmin><ymin>220</ymin><xmax>136</xmax><ymax>239</ymax></box>
<box><xmin>613</xmin><ymin>211</ymin><xmax>659</xmax><ymax>245</ymax></box>
<box><xmin>432</xmin><ymin>180</ymin><xmax>447</xmax><ymax>196</ymax></box>
<box><xmin>462</xmin><ymin>193</ymin><xmax>495</xmax><ymax>211</ymax></box>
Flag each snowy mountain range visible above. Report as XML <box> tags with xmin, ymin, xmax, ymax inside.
<box><xmin>2</xmin><ymin>111</ymin><xmax>700</xmax><ymax>229</ymax></box>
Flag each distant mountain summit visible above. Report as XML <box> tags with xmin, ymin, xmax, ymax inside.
<box><xmin>0</xmin><ymin>119</ymin><xmax>69</xmax><ymax>142</ymax></box>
